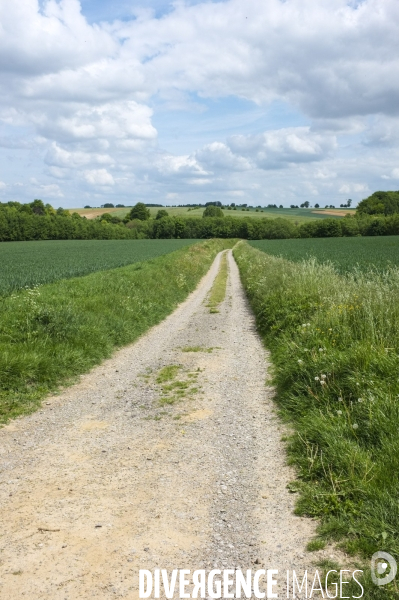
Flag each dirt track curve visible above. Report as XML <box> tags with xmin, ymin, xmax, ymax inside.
<box><xmin>0</xmin><ymin>250</ymin><xmax>331</xmax><ymax>599</ymax></box>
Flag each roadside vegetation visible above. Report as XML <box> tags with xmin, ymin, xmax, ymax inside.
<box><xmin>0</xmin><ymin>239</ymin><xmax>234</xmax><ymax>424</ymax></box>
<box><xmin>234</xmin><ymin>241</ymin><xmax>399</xmax><ymax>597</ymax></box>
<box><xmin>0</xmin><ymin>239</ymin><xmax>197</xmax><ymax>295</ymax></box>
<box><xmin>206</xmin><ymin>251</ymin><xmax>228</xmax><ymax>313</ymax></box>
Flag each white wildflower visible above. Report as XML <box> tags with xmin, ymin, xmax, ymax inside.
<box><xmin>337</xmin><ymin>410</ymin><xmax>342</xmax><ymax>415</ymax></box>
<box><xmin>320</xmin><ymin>380</ymin><xmax>326</xmax><ymax>386</ymax></box>
<box><xmin>315</xmin><ymin>376</ymin><xmax>320</xmax><ymax>381</ymax></box>
<box><xmin>321</xmin><ymin>374</ymin><xmax>326</xmax><ymax>379</ymax></box>
<box><xmin>358</xmin><ymin>398</ymin><xmax>363</xmax><ymax>403</ymax></box>
<box><xmin>297</xmin><ymin>359</ymin><xmax>303</xmax><ymax>365</ymax></box>
<box><xmin>353</xmin><ymin>423</ymin><xmax>359</xmax><ymax>430</ymax></box>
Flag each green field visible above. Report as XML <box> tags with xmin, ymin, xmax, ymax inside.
<box><xmin>70</xmin><ymin>206</ymin><xmax>352</xmax><ymax>223</ymax></box>
<box><xmin>0</xmin><ymin>239</ymin><xmax>197</xmax><ymax>295</ymax></box>
<box><xmin>249</xmin><ymin>235</ymin><xmax>399</xmax><ymax>272</ymax></box>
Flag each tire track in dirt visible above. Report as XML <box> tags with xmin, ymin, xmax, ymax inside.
<box><xmin>0</xmin><ymin>250</ymin><xmax>333</xmax><ymax>599</ymax></box>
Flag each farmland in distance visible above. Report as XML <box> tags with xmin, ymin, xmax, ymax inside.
<box><xmin>69</xmin><ymin>206</ymin><xmax>354</xmax><ymax>223</ymax></box>
<box><xmin>249</xmin><ymin>235</ymin><xmax>399</xmax><ymax>273</ymax></box>
<box><xmin>0</xmin><ymin>239</ymin><xmax>197</xmax><ymax>295</ymax></box>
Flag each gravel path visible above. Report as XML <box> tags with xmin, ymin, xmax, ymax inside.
<box><xmin>0</xmin><ymin>250</ymin><xmax>329</xmax><ymax>599</ymax></box>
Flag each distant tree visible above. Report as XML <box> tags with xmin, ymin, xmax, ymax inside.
<box><xmin>56</xmin><ymin>207</ymin><xmax>69</xmax><ymax>217</ymax></box>
<box><xmin>203</xmin><ymin>205</ymin><xmax>224</xmax><ymax>218</ymax></box>
<box><xmin>30</xmin><ymin>199</ymin><xmax>46</xmax><ymax>215</ymax></box>
<box><xmin>116</xmin><ymin>204</ymin><xmax>125</xmax><ymax>208</ymax></box>
<box><xmin>279</xmin><ymin>205</ymin><xmax>284</xmax><ymax>209</ymax></box>
<box><xmin>156</xmin><ymin>209</ymin><xmax>169</xmax><ymax>220</ymax></box>
<box><xmin>230</xmin><ymin>203</ymin><xmax>236</xmax><ymax>207</ymax></box>
<box><xmin>84</xmin><ymin>205</ymin><xmax>92</xmax><ymax>208</ymax></box>
<box><xmin>314</xmin><ymin>203</ymin><xmax>320</xmax><ymax>208</ymax></box>
<box><xmin>290</xmin><ymin>205</ymin><xmax>299</xmax><ymax>209</ymax></box>
<box><xmin>128</xmin><ymin>202</ymin><xmax>151</xmax><ymax>221</ymax></box>
<box><xmin>357</xmin><ymin>191</ymin><xmax>399</xmax><ymax>215</ymax></box>
<box><xmin>300</xmin><ymin>201</ymin><xmax>310</xmax><ymax>208</ymax></box>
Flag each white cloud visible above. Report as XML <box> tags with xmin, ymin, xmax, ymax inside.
<box><xmin>34</xmin><ymin>183</ymin><xmax>64</xmax><ymax>197</ymax></box>
<box><xmin>84</xmin><ymin>168</ymin><xmax>115</xmax><ymax>186</ymax></box>
<box><xmin>227</xmin><ymin>128</ymin><xmax>337</xmax><ymax>169</ymax></box>
<box><xmin>0</xmin><ymin>180</ymin><xmax>6</xmax><ymax>190</ymax></box>
<box><xmin>195</xmin><ymin>142</ymin><xmax>251</xmax><ymax>172</ymax></box>
<box><xmin>339</xmin><ymin>183</ymin><xmax>370</xmax><ymax>194</ymax></box>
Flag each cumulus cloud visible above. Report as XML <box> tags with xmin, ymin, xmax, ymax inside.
<box><xmin>195</xmin><ymin>142</ymin><xmax>251</xmax><ymax>172</ymax></box>
<box><xmin>32</xmin><ymin>101</ymin><xmax>156</xmax><ymax>143</ymax></box>
<box><xmin>339</xmin><ymin>183</ymin><xmax>370</xmax><ymax>194</ymax></box>
<box><xmin>227</xmin><ymin>128</ymin><xmax>337</xmax><ymax>169</ymax></box>
<box><xmin>84</xmin><ymin>168</ymin><xmax>115</xmax><ymax>186</ymax></box>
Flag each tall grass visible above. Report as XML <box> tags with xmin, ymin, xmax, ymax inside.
<box><xmin>234</xmin><ymin>241</ymin><xmax>399</xmax><ymax>597</ymax></box>
<box><xmin>0</xmin><ymin>239</ymin><xmax>233</xmax><ymax>423</ymax></box>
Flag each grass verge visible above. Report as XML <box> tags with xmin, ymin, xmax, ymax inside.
<box><xmin>0</xmin><ymin>238</ymin><xmax>234</xmax><ymax>424</ymax></box>
<box><xmin>206</xmin><ymin>251</ymin><xmax>228</xmax><ymax>313</ymax></box>
<box><xmin>233</xmin><ymin>241</ymin><xmax>399</xmax><ymax>598</ymax></box>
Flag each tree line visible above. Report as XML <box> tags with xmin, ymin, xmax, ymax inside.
<box><xmin>2</xmin><ymin>198</ymin><xmax>399</xmax><ymax>242</ymax></box>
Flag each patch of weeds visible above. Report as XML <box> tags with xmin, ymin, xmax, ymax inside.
<box><xmin>159</xmin><ymin>396</ymin><xmax>179</xmax><ymax>406</ymax></box>
<box><xmin>162</xmin><ymin>380</ymin><xmax>189</xmax><ymax>392</ymax></box>
<box><xmin>181</xmin><ymin>346</ymin><xmax>214</xmax><ymax>353</ymax></box>
<box><xmin>153</xmin><ymin>364</ymin><xmax>202</xmax><ymax>405</ymax></box>
<box><xmin>156</xmin><ymin>365</ymin><xmax>181</xmax><ymax>383</ymax></box>
<box><xmin>306</xmin><ymin>539</ymin><xmax>326</xmax><ymax>552</ymax></box>
<box><xmin>173</xmin><ymin>414</ymin><xmax>182</xmax><ymax>420</ymax></box>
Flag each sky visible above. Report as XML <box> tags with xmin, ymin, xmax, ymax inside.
<box><xmin>1</xmin><ymin>0</ymin><xmax>399</xmax><ymax>208</ymax></box>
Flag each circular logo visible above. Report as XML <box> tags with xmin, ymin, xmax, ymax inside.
<box><xmin>371</xmin><ymin>552</ymin><xmax>397</xmax><ymax>586</ymax></box>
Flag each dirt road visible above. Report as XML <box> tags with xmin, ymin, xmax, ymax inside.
<box><xmin>0</xmin><ymin>251</ymin><xmax>322</xmax><ymax>599</ymax></box>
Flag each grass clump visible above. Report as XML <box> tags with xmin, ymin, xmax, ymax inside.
<box><xmin>234</xmin><ymin>241</ymin><xmax>399</xmax><ymax>596</ymax></box>
<box><xmin>155</xmin><ymin>364</ymin><xmax>201</xmax><ymax>406</ymax></box>
<box><xmin>306</xmin><ymin>539</ymin><xmax>326</xmax><ymax>552</ymax></box>
<box><xmin>0</xmin><ymin>238</ymin><xmax>233</xmax><ymax>423</ymax></box>
<box><xmin>206</xmin><ymin>251</ymin><xmax>228</xmax><ymax>313</ymax></box>
<box><xmin>181</xmin><ymin>346</ymin><xmax>214</xmax><ymax>353</ymax></box>
<box><xmin>156</xmin><ymin>365</ymin><xmax>181</xmax><ymax>383</ymax></box>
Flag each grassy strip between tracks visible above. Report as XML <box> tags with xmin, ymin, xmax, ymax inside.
<box><xmin>0</xmin><ymin>238</ymin><xmax>235</xmax><ymax>424</ymax></box>
<box><xmin>206</xmin><ymin>251</ymin><xmax>228</xmax><ymax>313</ymax></box>
<box><xmin>234</xmin><ymin>241</ymin><xmax>399</xmax><ymax>598</ymax></box>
